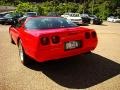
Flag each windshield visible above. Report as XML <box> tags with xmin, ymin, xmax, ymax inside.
<box><xmin>26</xmin><ymin>12</ymin><xmax>37</xmax><ymax>17</ymax></box>
<box><xmin>81</xmin><ymin>14</ymin><xmax>89</xmax><ymax>17</ymax></box>
<box><xmin>90</xmin><ymin>15</ymin><xmax>97</xmax><ymax>18</ymax></box>
<box><xmin>113</xmin><ymin>17</ymin><xmax>118</xmax><ymax>19</ymax></box>
<box><xmin>25</xmin><ymin>17</ymin><xmax>78</xmax><ymax>30</ymax></box>
<box><xmin>110</xmin><ymin>16</ymin><xmax>118</xmax><ymax>19</ymax></box>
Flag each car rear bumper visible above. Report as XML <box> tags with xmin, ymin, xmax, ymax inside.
<box><xmin>30</xmin><ymin>39</ymin><xmax>97</xmax><ymax>62</ymax></box>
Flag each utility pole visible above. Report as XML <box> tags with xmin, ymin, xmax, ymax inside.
<box><xmin>83</xmin><ymin>0</ymin><xmax>85</xmax><ymax>14</ymax></box>
<box><xmin>92</xmin><ymin>0</ymin><xmax>94</xmax><ymax>15</ymax></box>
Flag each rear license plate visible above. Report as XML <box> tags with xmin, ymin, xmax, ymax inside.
<box><xmin>64</xmin><ymin>40</ymin><xmax>82</xmax><ymax>50</ymax></box>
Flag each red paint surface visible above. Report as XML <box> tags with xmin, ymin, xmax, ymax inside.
<box><xmin>9</xmin><ymin>17</ymin><xmax>98</xmax><ymax>62</ymax></box>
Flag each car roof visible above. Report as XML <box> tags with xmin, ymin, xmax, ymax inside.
<box><xmin>19</xmin><ymin>16</ymin><xmax>63</xmax><ymax>23</ymax></box>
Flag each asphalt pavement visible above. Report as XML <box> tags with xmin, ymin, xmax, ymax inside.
<box><xmin>0</xmin><ymin>22</ymin><xmax>120</xmax><ymax>90</ymax></box>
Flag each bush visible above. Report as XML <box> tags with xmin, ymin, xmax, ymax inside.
<box><xmin>15</xmin><ymin>2</ymin><xmax>44</xmax><ymax>15</ymax></box>
<box><xmin>15</xmin><ymin>1</ymin><xmax>120</xmax><ymax>19</ymax></box>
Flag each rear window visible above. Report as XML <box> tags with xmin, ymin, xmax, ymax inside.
<box><xmin>69</xmin><ymin>13</ymin><xmax>80</xmax><ymax>17</ymax></box>
<box><xmin>25</xmin><ymin>17</ymin><xmax>78</xmax><ymax>30</ymax></box>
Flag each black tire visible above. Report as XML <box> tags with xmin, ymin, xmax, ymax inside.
<box><xmin>84</xmin><ymin>51</ymin><xmax>92</xmax><ymax>55</ymax></box>
<box><xmin>1</xmin><ymin>22</ymin><xmax>5</xmax><ymax>25</ymax></box>
<box><xmin>18</xmin><ymin>40</ymin><xmax>31</xmax><ymax>65</ymax></box>
<box><xmin>10</xmin><ymin>35</ymin><xmax>15</xmax><ymax>44</ymax></box>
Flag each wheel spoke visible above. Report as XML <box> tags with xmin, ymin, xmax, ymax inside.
<box><xmin>19</xmin><ymin>43</ymin><xmax>24</xmax><ymax>62</ymax></box>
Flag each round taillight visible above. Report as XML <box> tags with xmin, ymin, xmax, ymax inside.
<box><xmin>52</xmin><ymin>36</ymin><xmax>60</xmax><ymax>44</ymax></box>
<box><xmin>85</xmin><ymin>32</ymin><xmax>90</xmax><ymax>39</ymax></box>
<box><xmin>40</xmin><ymin>37</ymin><xmax>50</xmax><ymax>45</ymax></box>
<box><xmin>91</xmin><ymin>31</ymin><xmax>96</xmax><ymax>38</ymax></box>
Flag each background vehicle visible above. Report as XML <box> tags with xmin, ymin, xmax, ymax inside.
<box><xmin>0</xmin><ymin>13</ymin><xmax>22</xmax><ymax>25</ymax></box>
<box><xmin>107</xmin><ymin>16</ymin><xmax>120</xmax><ymax>23</ymax></box>
<box><xmin>0</xmin><ymin>14</ymin><xmax>14</xmax><ymax>24</ymax></box>
<box><xmin>92</xmin><ymin>18</ymin><xmax>103</xmax><ymax>25</ymax></box>
<box><xmin>61</xmin><ymin>13</ymin><xmax>82</xmax><ymax>25</ymax></box>
<box><xmin>9</xmin><ymin>17</ymin><xmax>98</xmax><ymax>65</ymax></box>
<box><xmin>89</xmin><ymin>15</ymin><xmax>103</xmax><ymax>25</ymax></box>
<box><xmin>80</xmin><ymin>14</ymin><xmax>91</xmax><ymax>24</ymax></box>
<box><xmin>0</xmin><ymin>12</ymin><xmax>9</xmax><ymax>24</ymax></box>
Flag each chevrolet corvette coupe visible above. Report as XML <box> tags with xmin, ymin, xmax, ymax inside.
<box><xmin>9</xmin><ymin>16</ymin><xmax>98</xmax><ymax>65</ymax></box>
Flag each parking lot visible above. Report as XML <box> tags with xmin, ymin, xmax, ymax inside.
<box><xmin>0</xmin><ymin>22</ymin><xmax>120</xmax><ymax>90</ymax></box>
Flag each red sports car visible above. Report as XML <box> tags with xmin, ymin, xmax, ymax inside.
<box><xmin>9</xmin><ymin>16</ymin><xmax>98</xmax><ymax>65</ymax></box>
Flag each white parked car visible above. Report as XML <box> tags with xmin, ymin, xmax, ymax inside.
<box><xmin>107</xmin><ymin>16</ymin><xmax>120</xmax><ymax>23</ymax></box>
<box><xmin>61</xmin><ymin>13</ymin><xmax>82</xmax><ymax>24</ymax></box>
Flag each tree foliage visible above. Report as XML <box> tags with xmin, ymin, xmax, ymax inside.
<box><xmin>0</xmin><ymin>0</ymin><xmax>120</xmax><ymax>19</ymax></box>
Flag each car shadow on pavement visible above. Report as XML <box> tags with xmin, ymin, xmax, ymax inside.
<box><xmin>27</xmin><ymin>53</ymin><xmax>120</xmax><ymax>89</ymax></box>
